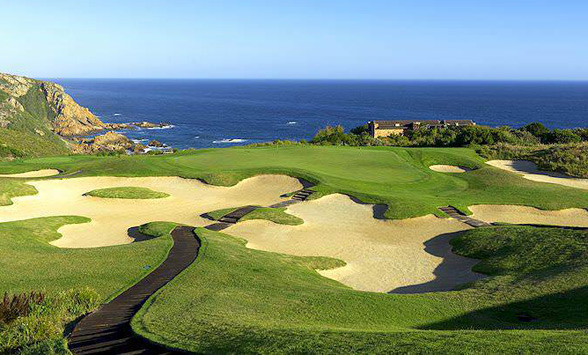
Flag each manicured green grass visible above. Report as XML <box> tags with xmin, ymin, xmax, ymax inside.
<box><xmin>205</xmin><ymin>206</ymin><xmax>241</xmax><ymax>220</ymax></box>
<box><xmin>206</xmin><ymin>206</ymin><xmax>304</xmax><ymax>225</ymax></box>
<box><xmin>1</xmin><ymin>145</ymin><xmax>587</xmax><ymax>219</ymax></box>
<box><xmin>85</xmin><ymin>186</ymin><xmax>170</xmax><ymax>199</ymax></box>
<box><xmin>131</xmin><ymin>226</ymin><xmax>588</xmax><ymax>353</ymax></box>
<box><xmin>0</xmin><ymin>217</ymin><xmax>172</xmax><ymax>352</ymax></box>
<box><xmin>241</xmin><ymin>207</ymin><xmax>304</xmax><ymax>225</ymax></box>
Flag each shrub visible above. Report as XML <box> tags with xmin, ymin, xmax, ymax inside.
<box><xmin>0</xmin><ymin>292</ymin><xmax>45</xmax><ymax>325</ymax></box>
<box><xmin>521</xmin><ymin>122</ymin><xmax>550</xmax><ymax>139</ymax></box>
<box><xmin>544</xmin><ymin>129</ymin><xmax>582</xmax><ymax>144</ymax></box>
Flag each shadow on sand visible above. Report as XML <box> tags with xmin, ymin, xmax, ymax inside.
<box><xmin>389</xmin><ymin>231</ymin><xmax>485</xmax><ymax>294</ymax></box>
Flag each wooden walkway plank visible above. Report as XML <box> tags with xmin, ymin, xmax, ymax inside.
<box><xmin>438</xmin><ymin>206</ymin><xmax>490</xmax><ymax>228</ymax></box>
<box><xmin>68</xmin><ymin>226</ymin><xmax>199</xmax><ymax>354</ymax></box>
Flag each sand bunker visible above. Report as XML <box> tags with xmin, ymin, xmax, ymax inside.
<box><xmin>486</xmin><ymin>160</ymin><xmax>588</xmax><ymax>190</ymax></box>
<box><xmin>470</xmin><ymin>205</ymin><xmax>588</xmax><ymax>227</ymax></box>
<box><xmin>429</xmin><ymin>165</ymin><xmax>469</xmax><ymax>173</ymax></box>
<box><xmin>0</xmin><ymin>175</ymin><xmax>302</xmax><ymax>248</ymax></box>
<box><xmin>0</xmin><ymin>169</ymin><xmax>60</xmax><ymax>178</ymax></box>
<box><xmin>226</xmin><ymin>194</ymin><xmax>481</xmax><ymax>293</ymax></box>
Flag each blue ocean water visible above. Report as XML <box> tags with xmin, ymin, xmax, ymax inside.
<box><xmin>53</xmin><ymin>79</ymin><xmax>588</xmax><ymax>149</ymax></box>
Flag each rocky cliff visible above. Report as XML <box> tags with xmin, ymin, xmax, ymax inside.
<box><xmin>0</xmin><ymin>73</ymin><xmax>168</xmax><ymax>158</ymax></box>
<box><xmin>0</xmin><ymin>72</ymin><xmax>106</xmax><ymax>136</ymax></box>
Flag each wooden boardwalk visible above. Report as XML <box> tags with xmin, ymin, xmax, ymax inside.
<box><xmin>438</xmin><ymin>206</ymin><xmax>490</xmax><ymax>228</ymax></box>
<box><xmin>68</xmin><ymin>226</ymin><xmax>199</xmax><ymax>354</ymax></box>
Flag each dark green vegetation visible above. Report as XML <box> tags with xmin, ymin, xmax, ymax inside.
<box><xmin>206</xmin><ymin>206</ymin><xmax>304</xmax><ymax>225</ymax></box>
<box><xmin>479</xmin><ymin>142</ymin><xmax>588</xmax><ymax>178</ymax></box>
<box><xmin>0</xmin><ymin>85</ymin><xmax>69</xmax><ymax>158</ymax></box>
<box><xmin>1</xmin><ymin>145</ymin><xmax>587</xmax><ymax>219</ymax></box>
<box><xmin>241</xmin><ymin>207</ymin><xmax>304</xmax><ymax>225</ymax></box>
<box><xmin>0</xmin><ymin>217</ymin><xmax>172</xmax><ymax>353</ymax></box>
<box><xmin>131</xmin><ymin>226</ymin><xmax>588</xmax><ymax>353</ymax></box>
<box><xmin>85</xmin><ymin>186</ymin><xmax>170</xmax><ymax>199</ymax></box>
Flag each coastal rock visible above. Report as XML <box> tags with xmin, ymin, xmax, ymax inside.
<box><xmin>148</xmin><ymin>139</ymin><xmax>164</xmax><ymax>147</ymax></box>
<box><xmin>40</xmin><ymin>82</ymin><xmax>106</xmax><ymax>136</ymax></box>
<box><xmin>72</xmin><ymin>131</ymin><xmax>133</xmax><ymax>154</ymax></box>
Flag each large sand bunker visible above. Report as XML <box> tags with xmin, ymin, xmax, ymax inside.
<box><xmin>0</xmin><ymin>175</ymin><xmax>302</xmax><ymax>248</ymax></box>
<box><xmin>486</xmin><ymin>160</ymin><xmax>588</xmax><ymax>190</ymax></box>
<box><xmin>470</xmin><ymin>205</ymin><xmax>588</xmax><ymax>227</ymax></box>
<box><xmin>226</xmin><ymin>194</ymin><xmax>481</xmax><ymax>293</ymax></box>
<box><xmin>429</xmin><ymin>165</ymin><xmax>470</xmax><ymax>173</ymax></box>
<box><xmin>0</xmin><ymin>169</ymin><xmax>60</xmax><ymax>178</ymax></box>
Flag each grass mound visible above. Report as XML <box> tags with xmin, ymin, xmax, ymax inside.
<box><xmin>241</xmin><ymin>207</ymin><xmax>304</xmax><ymax>225</ymax></box>
<box><xmin>206</xmin><ymin>206</ymin><xmax>304</xmax><ymax>225</ymax></box>
<box><xmin>85</xmin><ymin>187</ymin><xmax>170</xmax><ymax>199</ymax></box>
<box><xmin>205</xmin><ymin>206</ymin><xmax>240</xmax><ymax>220</ymax></box>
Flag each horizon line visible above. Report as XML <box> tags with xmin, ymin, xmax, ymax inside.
<box><xmin>41</xmin><ymin>77</ymin><xmax>588</xmax><ymax>82</ymax></box>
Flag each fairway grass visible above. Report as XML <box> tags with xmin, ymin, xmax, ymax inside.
<box><xmin>132</xmin><ymin>226</ymin><xmax>588</xmax><ymax>353</ymax></box>
<box><xmin>3</xmin><ymin>146</ymin><xmax>588</xmax><ymax>352</ymax></box>
<box><xmin>85</xmin><ymin>186</ymin><xmax>170</xmax><ymax>199</ymax></box>
<box><xmin>1</xmin><ymin>146</ymin><xmax>587</xmax><ymax>219</ymax></box>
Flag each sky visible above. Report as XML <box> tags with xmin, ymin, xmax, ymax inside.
<box><xmin>1</xmin><ymin>0</ymin><xmax>588</xmax><ymax>80</ymax></box>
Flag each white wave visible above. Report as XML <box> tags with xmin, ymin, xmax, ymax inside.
<box><xmin>131</xmin><ymin>139</ymin><xmax>149</xmax><ymax>144</ymax></box>
<box><xmin>147</xmin><ymin>124</ymin><xmax>175</xmax><ymax>130</ymax></box>
<box><xmin>287</xmin><ymin>121</ymin><xmax>297</xmax><ymax>125</ymax></box>
<box><xmin>212</xmin><ymin>138</ymin><xmax>247</xmax><ymax>144</ymax></box>
<box><xmin>194</xmin><ymin>136</ymin><xmax>200</xmax><ymax>139</ymax></box>
<box><xmin>113</xmin><ymin>113</ymin><xmax>122</xmax><ymax>116</ymax></box>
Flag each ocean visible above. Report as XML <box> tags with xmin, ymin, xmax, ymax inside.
<box><xmin>53</xmin><ymin>79</ymin><xmax>588</xmax><ymax>149</ymax></box>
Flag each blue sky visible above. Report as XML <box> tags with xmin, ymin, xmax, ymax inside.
<box><xmin>2</xmin><ymin>0</ymin><xmax>588</xmax><ymax>80</ymax></box>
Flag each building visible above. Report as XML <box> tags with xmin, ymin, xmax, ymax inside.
<box><xmin>368</xmin><ymin>119</ymin><xmax>476</xmax><ymax>138</ymax></box>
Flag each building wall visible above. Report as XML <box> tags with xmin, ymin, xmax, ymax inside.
<box><xmin>373</xmin><ymin>128</ymin><xmax>405</xmax><ymax>138</ymax></box>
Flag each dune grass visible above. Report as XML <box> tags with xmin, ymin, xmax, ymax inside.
<box><xmin>0</xmin><ymin>217</ymin><xmax>172</xmax><ymax>352</ymax></box>
<box><xmin>85</xmin><ymin>186</ymin><xmax>169</xmax><ymax>199</ymax></box>
<box><xmin>0</xmin><ymin>145</ymin><xmax>587</xmax><ymax>219</ymax></box>
<box><xmin>241</xmin><ymin>207</ymin><xmax>304</xmax><ymax>225</ymax></box>
<box><xmin>130</xmin><ymin>225</ymin><xmax>588</xmax><ymax>353</ymax></box>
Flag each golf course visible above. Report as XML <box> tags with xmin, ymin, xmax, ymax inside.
<box><xmin>2</xmin><ymin>145</ymin><xmax>588</xmax><ymax>353</ymax></box>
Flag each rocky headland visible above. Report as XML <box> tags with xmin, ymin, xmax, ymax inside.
<box><xmin>0</xmin><ymin>72</ymin><xmax>169</xmax><ymax>157</ymax></box>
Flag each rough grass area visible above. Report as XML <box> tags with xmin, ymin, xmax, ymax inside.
<box><xmin>241</xmin><ymin>207</ymin><xmax>304</xmax><ymax>225</ymax></box>
<box><xmin>132</xmin><ymin>226</ymin><xmax>588</xmax><ymax>353</ymax></box>
<box><xmin>1</xmin><ymin>145</ymin><xmax>587</xmax><ymax>219</ymax></box>
<box><xmin>85</xmin><ymin>186</ymin><xmax>170</xmax><ymax>199</ymax></box>
<box><xmin>0</xmin><ymin>217</ymin><xmax>172</xmax><ymax>352</ymax></box>
<box><xmin>1</xmin><ymin>289</ymin><xmax>99</xmax><ymax>353</ymax></box>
